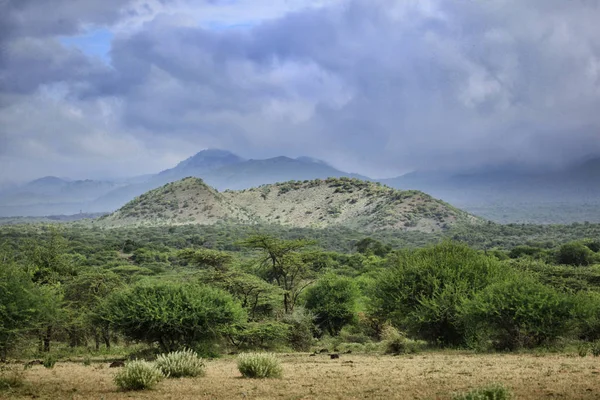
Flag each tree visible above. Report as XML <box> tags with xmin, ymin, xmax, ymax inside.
<box><xmin>305</xmin><ymin>273</ymin><xmax>359</xmax><ymax>335</ymax></box>
<box><xmin>63</xmin><ymin>271</ymin><xmax>123</xmax><ymax>349</ymax></box>
<box><xmin>0</xmin><ymin>262</ymin><xmax>45</xmax><ymax>361</ymax></box>
<box><xmin>25</xmin><ymin>228</ymin><xmax>76</xmax><ymax>352</ymax></box>
<box><xmin>100</xmin><ymin>282</ymin><xmax>245</xmax><ymax>353</ymax></box>
<box><xmin>369</xmin><ymin>241</ymin><xmax>507</xmax><ymax>346</ymax></box>
<box><xmin>354</xmin><ymin>238</ymin><xmax>391</xmax><ymax>257</ymax></box>
<box><xmin>200</xmin><ymin>269</ymin><xmax>282</xmax><ymax>320</ymax></box>
<box><xmin>178</xmin><ymin>248</ymin><xmax>233</xmax><ymax>271</ymax></box>
<box><xmin>242</xmin><ymin>235</ymin><xmax>315</xmax><ymax>313</ymax></box>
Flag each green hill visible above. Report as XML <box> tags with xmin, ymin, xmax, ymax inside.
<box><xmin>97</xmin><ymin>177</ymin><xmax>481</xmax><ymax>231</ymax></box>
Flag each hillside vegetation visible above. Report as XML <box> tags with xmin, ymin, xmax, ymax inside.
<box><xmin>97</xmin><ymin>177</ymin><xmax>480</xmax><ymax>231</ymax></box>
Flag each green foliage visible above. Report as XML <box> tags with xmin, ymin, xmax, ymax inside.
<box><xmin>43</xmin><ymin>354</ymin><xmax>57</xmax><ymax>369</ymax></box>
<box><xmin>305</xmin><ymin>273</ymin><xmax>359</xmax><ymax>335</ymax></box>
<box><xmin>556</xmin><ymin>242</ymin><xmax>595</xmax><ymax>266</ymax></box>
<box><xmin>370</xmin><ymin>242</ymin><xmax>507</xmax><ymax>346</ymax></box>
<box><xmin>231</xmin><ymin>321</ymin><xmax>290</xmax><ymax>349</ymax></box>
<box><xmin>452</xmin><ymin>384</ymin><xmax>512</xmax><ymax>400</ymax></box>
<box><xmin>590</xmin><ymin>340</ymin><xmax>600</xmax><ymax>356</ymax></box>
<box><xmin>578</xmin><ymin>343</ymin><xmax>588</xmax><ymax>357</ymax></box>
<box><xmin>237</xmin><ymin>353</ymin><xmax>282</xmax><ymax>378</ymax></box>
<box><xmin>380</xmin><ymin>325</ymin><xmax>424</xmax><ymax>355</ymax></box>
<box><xmin>178</xmin><ymin>248</ymin><xmax>233</xmax><ymax>270</ymax></box>
<box><xmin>281</xmin><ymin>307</ymin><xmax>317</xmax><ymax>351</ymax></box>
<box><xmin>155</xmin><ymin>349</ymin><xmax>205</xmax><ymax>378</ymax></box>
<box><xmin>114</xmin><ymin>360</ymin><xmax>164</xmax><ymax>391</ymax></box>
<box><xmin>461</xmin><ymin>275</ymin><xmax>574</xmax><ymax>350</ymax></box>
<box><xmin>0</xmin><ymin>261</ymin><xmax>45</xmax><ymax>360</ymax></box>
<box><xmin>242</xmin><ymin>235</ymin><xmax>315</xmax><ymax>313</ymax></box>
<box><xmin>100</xmin><ymin>282</ymin><xmax>246</xmax><ymax>352</ymax></box>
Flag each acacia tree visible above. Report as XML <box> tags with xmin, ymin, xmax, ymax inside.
<box><xmin>63</xmin><ymin>271</ymin><xmax>123</xmax><ymax>349</ymax></box>
<box><xmin>25</xmin><ymin>228</ymin><xmax>75</xmax><ymax>352</ymax></box>
<box><xmin>0</xmin><ymin>261</ymin><xmax>45</xmax><ymax>361</ymax></box>
<box><xmin>242</xmin><ymin>235</ymin><xmax>315</xmax><ymax>314</ymax></box>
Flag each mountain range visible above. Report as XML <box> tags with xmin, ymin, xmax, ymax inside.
<box><xmin>2</xmin><ymin>149</ymin><xmax>600</xmax><ymax>224</ymax></box>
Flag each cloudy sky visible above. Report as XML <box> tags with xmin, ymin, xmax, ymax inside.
<box><xmin>1</xmin><ymin>0</ymin><xmax>600</xmax><ymax>184</ymax></box>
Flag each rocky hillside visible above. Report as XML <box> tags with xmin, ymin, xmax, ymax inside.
<box><xmin>97</xmin><ymin>177</ymin><xmax>481</xmax><ymax>231</ymax></box>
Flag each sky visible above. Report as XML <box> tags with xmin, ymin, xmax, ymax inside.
<box><xmin>1</xmin><ymin>0</ymin><xmax>600</xmax><ymax>184</ymax></box>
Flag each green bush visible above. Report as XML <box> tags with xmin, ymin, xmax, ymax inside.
<box><xmin>370</xmin><ymin>242</ymin><xmax>507</xmax><ymax>346</ymax></box>
<box><xmin>155</xmin><ymin>349</ymin><xmax>205</xmax><ymax>378</ymax></box>
<box><xmin>237</xmin><ymin>353</ymin><xmax>282</xmax><ymax>379</ymax></box>
<box><xmin>305</xmin><ymin>273</ymin><xmax>359</xmax><ymax>336</ymax></box>
<box><xmin>232</xmin><ymin>321</ymin><xmax>290</xmax><ymax>350</ymax></box>
<box><xmin>381</xmin><ymin>325</ymin><xmax>424</xmax><ymax>355</ymax></box>
<box><xmin>556</xmin><ymin>242</ymin><xmax>595</xmax><ymax>266</ymax></box>
<box><xmin>461</xmin><ymin>275</ymin><xmax>573</xmax><ymax>350</ymax></box>
<box><xmin>591</xmin><ymin>340</ymin><xmax>600</xmax><ymax>357</ymax></box>
<box><xmin>43</xmin><ymin>354</ymin><xmax>57</xmax><ymax>369</ymax></box>
<box><xmin>281</xmin><ymin>308</ymin><xmax>317</xmax><ymax>351</ymax></box>
<box><xmin>114</xmin><ymin>360</ymin><xmax>164</xmax><ymax>391</ymax></box>
<box><xmin>100</xmin><ymin>282</ymin><xmax>246</xmax><ymax>352</ymax></box>
<box><xmin>452</xmin><ymin>384</ymin><xmax>512</xmax><ymax>400</ymax></box>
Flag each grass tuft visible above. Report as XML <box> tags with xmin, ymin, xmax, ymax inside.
<box><xmin>237</xmin><ymin>353</ymin><xmax>282</xmax><ymax>379</ymax></box>
<box><xmin>452</xmin><ymin>383</ymin><xmax>512</xmax><ymax>400</ymax></box>
<box><xmin>114</xmin><ymin>360</ymin><xmax>164</xmax><ymax>391</ymax></box>
<box><xmin>155</xmin><ymin>349</ymin><xmax>205</xmax><ymax>378</ymax></box>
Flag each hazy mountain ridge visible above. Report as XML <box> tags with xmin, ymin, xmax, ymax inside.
<box><xmin>97</xmin><ymin>177</ymin><xmax>480</xmax><ymax>231</ymax></box>
<box><xmin>3</xmin><ymin>150</ymin><xmax>600</xmax><ymax>224</ymax></box>
<box><xmin>0</xmin><ymin>150</ymin><xmax>370</xmax><ymax>217</ymax></box>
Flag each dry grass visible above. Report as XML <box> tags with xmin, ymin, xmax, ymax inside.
<box><xmin>2</xmin><ymin>352</ymin><xmax>600</xmax><ymax>399</ymax></box>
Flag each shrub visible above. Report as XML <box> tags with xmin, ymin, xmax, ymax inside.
<box><xmin>281</xmin><ymin>308</ymin><xmax>317</xmax><ymax>351</ymax></box>
<box><xmin>370</xmin><ymin>242</ymin><xmax>508</xmax><ymax>346</ymax></box>
<box><xmin>114</xmin><ymin>360</ymin><xmax>164</xmax><ymax>391</ymax></box>
<box><xmin>381</xmin><ymin>325</ymin><xmax>424</xmax><ymax>355</ymax></box>
<box><xmin>232</xmin><ymin>321</ymin><xmax>290</xmax><ymax>350</ymax></box>
<box><xmin>556</xmin><ymin>242</ymin><xmax>595</xmax><ymax>266</ymax></box>
<box><xmin>305</xmin><ymin>273</ymin><xmax>359</xmax><ymax>336</ymax></box>
<box><xmin>237</xmin><ymin>353</ymin><xmax>282</xmax><ymax>379</ymax></box>
<box><xmin>100</xmin><ymin>282</ymin><xmax>246</xmax><ymax>352</ymax></box>
<box><xmin>461</xmin><ymin>275</ymin><xmax>573</xmax><ymax>350</ymax></box>
<box><xmin>155</xmin><ymin>349</ymin><xmax>205</xmax><ymax>378</ymax></box>
<box><xmin>578</xmin><ymin>343</ymin><xmax>589</xmax><ymax>357</ymax></box>
<box><xmin>452</xmin><ymin>384</ymin><xmax>512</xmax><ymax>400</ymax></box>
<box><xmin>591</xmin><ymin>340</ymin><xmax>600</xmax><ymax>357</ymax></box>
<box><xmin>43</xmin><ymin>354</ymin><xmax>57</xmax><ymax>369</ymax></box>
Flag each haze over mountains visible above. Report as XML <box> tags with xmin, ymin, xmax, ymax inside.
<box><xmin>1</xmin><ymin>149</ymin><xmax>599</xmax><ymax>224</ymax></box>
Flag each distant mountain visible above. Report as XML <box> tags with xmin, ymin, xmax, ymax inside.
<box><xmin>199</xmin><ymin>156</ymin><xmax>370</xmax><ymax>190</ymax></box>
<box><xmin>91</xmin><ymin>151</ymin><xmax>369</xmax><ymax>212</ymax></box>
<box><xmin>157</xmin><ymin>149</ymin><xmax>246</xmax><ymax>182</ymax></box>
<box><xmin>382</xmin><ymin>158</ymin><xmax>600</xmax><ymax>223</ymax></box>
<box><xmin>97</xmin><ymin>177</ymin><xmax>480</xmax><ymax>231</ymax></box>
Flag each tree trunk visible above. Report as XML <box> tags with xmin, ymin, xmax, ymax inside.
<box><xmin>102</xmin><ymin>326</ymin><xmax>110</xmax><ymax>349</ymax></box>
<box><xmin>93</xmin><ymin>329</ymin><xmax>100</xmax><ymax>351</ymax></box>
<box><xmin>43</xmin><ymin>325</ymin><xmax>52</xmax><ymax>353</ymax></box>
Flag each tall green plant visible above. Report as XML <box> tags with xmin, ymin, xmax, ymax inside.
<box><xmin>370</xmin><ymin>241</ymin><xmax>507</xmax><ymax>346</ymax></box>
<box><xmin>100</xmin><ymin>282</ymin><xmax>246</xmax><ymax>352</ymax></box>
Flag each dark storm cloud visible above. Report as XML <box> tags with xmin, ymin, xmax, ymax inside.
<box><xmin>1</xmin><ymin>0</ymin><xmax>600</xmax><ymax>183</ymax></box>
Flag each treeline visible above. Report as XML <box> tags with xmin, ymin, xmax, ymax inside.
<box><xmin>3</xmin><ymin>224</ymin><xmax>600</xmax><ymax>361</ymax></box>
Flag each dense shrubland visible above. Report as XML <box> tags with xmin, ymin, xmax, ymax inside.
<box><xmin>3</xmin><ymin>222</ymin><xmax>600</xmax><ymax>364</ymax></box>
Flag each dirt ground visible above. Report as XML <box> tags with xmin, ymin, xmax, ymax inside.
<box><xmin>2</xmin><ymin>352</ymin><xmax>600</xmax><ymax>399</ymax></box>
